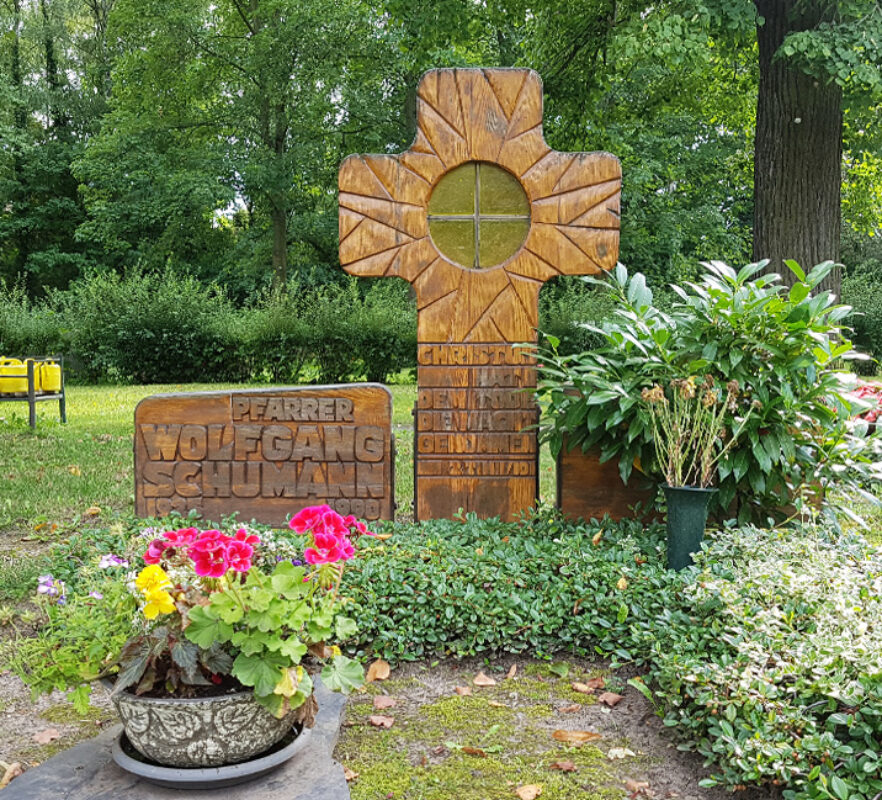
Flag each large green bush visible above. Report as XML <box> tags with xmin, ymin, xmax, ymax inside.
<box><xmin>1</xmin><ymin>271</ymin><xmax>417</xmax><ymax>384</ymax></box>
<box><xmin>535</xmin><ymin>261</ymin><xmax>882</xmax><ymax>523</ymax></box>
<box><xmin>0</xmin><ymin>281</ymin><xmax>66</xmax><ymax>356</ymax></box>
<box><xmin>842</xmin><ymin>272</ymin><xmax>882</xmax><ymax>375</ymax></box>
<box><xmin>56</xmin><ymin>270</ymin><xmax>242</xmax><ymax>383</ymax></box>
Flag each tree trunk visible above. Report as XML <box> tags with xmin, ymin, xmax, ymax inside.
<box><xmin>753</xmin><ymin>0</ymin><xmax>842</xmax><ymax>296</ymax></box>
<box><xmin>270</xmin><ymin>202</ymin><xmax>287</xmax><ymax>289</ymax></box>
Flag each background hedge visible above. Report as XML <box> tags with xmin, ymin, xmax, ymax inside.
<box><xmin>0</xmin><ymin>271</ymin><xmax>627</xmax><ymax>384</ymax></box>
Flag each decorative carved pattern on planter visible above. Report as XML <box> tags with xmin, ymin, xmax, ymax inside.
<box><xmin>112</xmin><ymin>689</ymin><xmax>299</xmax><ymax>767</ymax></box>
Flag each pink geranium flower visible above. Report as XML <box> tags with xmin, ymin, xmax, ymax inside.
<box><xmin>233</xmin><ymin>528</ymin><xmax>260</xmax><ymax>546</ymax></box>
<box><xmin>343</xmin><ymin>515</ymin><xmax>372</xmax><ymax>536</ymax></box>
<box><xmin>143</xmin><ymin>538</ymin><xmax>170</xmax><ymax>564</ymax></box>
<box><xmin>289</xmin><ymin>505</ymin><xmax>332</xmax><ymax>533</ymax></box>
<box><xmin>226</xmin><ymin>540</ymin><xmax>254</xmax><ymax>573</ymax></box>
<box><xmin>163</xmin><ymin>527</ymin><xmax>200</xmax><ymax>547</ymax></box>
<box><xmin>188</xmin><ymin>532</ymin><xmax>231</xmax><ymax>578</ymax></box>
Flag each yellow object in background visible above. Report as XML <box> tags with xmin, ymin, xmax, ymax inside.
<box><xmin>0</xmin><ymin>357</ymin><xmax>27</xmax><ymax>394</ymax></box>
<box><xmin>39</xmin><ymin>361</ymin><xmax>62</xmax><ymax>393</ymax></box>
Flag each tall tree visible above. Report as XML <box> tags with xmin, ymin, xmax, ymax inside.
<box><xmin>76</xmin><ymin>0</ymin><xmax>395</xmax><ymax>289</ymax></box>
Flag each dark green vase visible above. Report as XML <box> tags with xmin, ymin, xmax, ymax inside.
<box><xmin>662</xmin><ymin>484</ymin><xmax>717</xmax><ymax>571</ymax></box>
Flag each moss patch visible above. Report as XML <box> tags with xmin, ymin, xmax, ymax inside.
<box><xmin>338</xmin><ymin>668</ymin><xmax>625</xmax><ymax>800</ymax></box>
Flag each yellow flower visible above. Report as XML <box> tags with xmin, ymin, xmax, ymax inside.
<box><xmin>135</xmin><ymin>565</ymin><xmax>172</xmax><ymax>592</ymax></box>
<box><xmin>330</xmin><ymin>645</ymin><xmax>342</xmax><ymax>658</ymax></box>
<box><xmin>142</xmin><ymin>587</ymin><xmax>176</xmax><ymax>619</ymax></box>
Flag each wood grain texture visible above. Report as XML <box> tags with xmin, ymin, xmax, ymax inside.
<box><xmin>557</xmin><ymin>437</ymin><xmax>656</xmax><ymax>522</ymax></box>
<box><xmin>339</xmin><ymin>68</ymin><xmax>621</xmax><ymax>522</ymax></box>
<box><xmin>134</xmin><ymin>385</ymin><xmax>394</xmax><ymax>526</ymax></box>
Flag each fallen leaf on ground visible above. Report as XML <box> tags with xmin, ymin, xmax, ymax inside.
<box><xmin>84</xmin><ymin>505</ymin><xmax>101</xmax><ymax>516</ymax></box>
<box><xmin>374</xmin><ymin>533</ymin><xmax>392</xmax><ymax>540</ymax></box>
<box><xmin>552</xmin><ymin>729</ymin><xmax>602</xmax><ymax>744</ymax></box>
<box><xmin>549</xmin><ymin>760</ymin><xmax>578</xmax><ymax>772</ymax></box>
<box><xmin>558</xmin><ymin>704</ymin><xmax>581</xmax><ymax>714</ymax></box>
<box><xmin>430</xmin><ymin>745</ymin><xmax>446</xmax><ymax>755</ymax></box>
<box><xmin>473</xmin><ymin>671</ymin><xmax>497</xmax><ymax>687</ymax></box>
<box><xmin>308</xmin><ymin>643</ymin><xmax>332</xmax><ymax>659</ymax></box>
<box><xmin>617</xmin><ymin>576</ymin><xmax>629</xmax><ymax>590</ymax></box>
<box><xmin>516</xmin><ymin>785</ymin><xmax>542</xmax><ymax>800</ymax></box>
<box><xmin>33</xmin><ymin>728</ymin><xmax>60</xmax><ymax>745</ymax></box>
<box><xmin>592</xmin><ymin>530</ymin><xmax>603</xmax><ymax>546</ymax></box>
<box><xmin>584</xmin><ymin>677</ymin><xmax>605</xmax><ymax>690</ymax></box>
<box><xmin>0</xmin><ymin>762</ymin><xmax>23</xmax><ymax>788</ymax></box>
<box><xmin>455</xmin><ymin>686</ymin><xmax>472</xmax><ymax>696</ymax></box>
<box><xmin>373</xmin><ymin>695</ymin><xmax>396</xmax><ymax>710</ymax></box>
<box><xmin>343</xmin><ymin>766</ymin><xmax>359</xmax><ymax>782</ymax></box>
<box><xmin>68</xmin><ymin>465</ymin><xmax>81</xmax><ymax>476</ymax></box>
<box><xmin>624</xmin><ymin>778</ymin><xmax>652</xmax><ymax>797</ymax></box>
<box><xmin>366</xmin><ymin>659</ymin><xmax>391</xmax><ymax>682</ymax></box>
<box><xmin>461</xmin><ymin>746</ymin><xmax>487</xmax><ymax>757</ymax></box>
<box><xmin>607</xmin><ymin>747</ymin><xmax>636</xmax><ymax>760</ymax></box>
<box><xmin>548</xmin><ymin>663</ymin><xmax>569</xmax><ymax>678</ymax></box>
<box><xmin>598</xmin><ymin>692</ymin><xmax>624</xmax><ymax>707</ymax></box>
<box><xmin>506</xmin><ymin>664</ymin><xmax>517</xmax><ymax>679</ymax></box>
<box><xmin>488</xmin><ymin>700</ymin><xmax>507</xmax><ymax>708</ymax></box>
<box><xmin>571</xmin><ymin>682</ymin><xmax>594</xmax><ymax>694</ymax></box>
<box><xmin>368</xmin><ymin>715</ymin><xmax>395</xmax><ymax>728</ymax></box>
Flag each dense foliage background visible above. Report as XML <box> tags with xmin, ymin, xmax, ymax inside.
<box><xmin>1</xmin><ymin>0</ymin><xmax>881</xmax><ymax>368</ymax></box>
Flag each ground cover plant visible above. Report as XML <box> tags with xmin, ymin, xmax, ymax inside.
<box><xmin>5</xmin><ymin>510</ymin><xmax>881</xmax><ymax>799</ymax></box>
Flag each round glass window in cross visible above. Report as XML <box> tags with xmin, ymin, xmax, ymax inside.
<box><xmin>427</xmin><ymin>162</ymin><xmax>530</xmax><ymax>269</ymax></box>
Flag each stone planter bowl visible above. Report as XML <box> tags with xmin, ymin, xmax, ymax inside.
<box><xmin>111</xmin><ymin>688</ymin><xmax>300</xmax><ymax>768</ymax></box>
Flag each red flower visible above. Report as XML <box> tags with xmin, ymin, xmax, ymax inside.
<box><xmin>289</xmin><ymin>505</ymin><xmax>332</xmax><ymax>533</ymax></box>
<box><xmin>233</xmin><ymin>528</ymin><xmax>261</xmax><ymax>546</ymax></box>
<box><xmin>143</xmin><ymin>538</ymin><xmax>169</xmax><ymax>564</ymax></box>
<box><xmin>163</xmin><ymin>527</ymin><xmax>200</xmax><ymax>547</ymax></box>
<box><xmin>226</xmin><ymin>540</ymin><xmax>254</xmax><ymax>573</ymax></box>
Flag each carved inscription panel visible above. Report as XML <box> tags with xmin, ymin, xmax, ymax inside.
<box><xmin>416</xmin><ymin>343</ymin><xmax>538</xmax><ymax>520</ymax></box>
<box><xmin>134</xmin><ymin>385</ymin><xmax>394</xmax><ymax>526</ymax></box>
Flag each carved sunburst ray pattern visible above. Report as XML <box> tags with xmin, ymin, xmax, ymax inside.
<box><xmin>339</xmin><ymin>68</ymin><xmax>621</xmax><ymax>343</ymax></box>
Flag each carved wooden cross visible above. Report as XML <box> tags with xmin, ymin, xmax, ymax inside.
<box><xmin>339</xmin><ymin>68</ymin><xmax>621</xmax><ymax>521</ymax></box>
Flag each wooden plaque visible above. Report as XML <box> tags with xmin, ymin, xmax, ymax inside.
<box><xmin>134</xmin><ymin>385</ymin><xmax>394</xmax><ymax>526</ymax></box>
<box><xmin>339</xmin><ymin>68</ymin><xmax>621</xmax><ymax>521</ymax></box>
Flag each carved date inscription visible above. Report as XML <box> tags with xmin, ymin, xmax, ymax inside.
<box><xmin>134</xmin><ymin>385</ymin><xmax>394</xmax><ymax>525</ymax></box>
<box><xmin>415</xmin><ymin>344</ymin><xmax>538</xmax><ymax>520</ymax></box>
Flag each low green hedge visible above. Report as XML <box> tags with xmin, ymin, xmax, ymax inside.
<box><xmin>1</xmin><ymin>271</ymin><xmax>613</xmax><ymax>384</ymax></box>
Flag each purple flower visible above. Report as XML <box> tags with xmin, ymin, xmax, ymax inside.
<box><xmin>99</xmin><ymin>554</ymin><xmax>129</xmax><ymax>569</ymax></box>
<box><xmin>37</xmin><ymin>574</ymin><xmax>58</xmax><ymax>596</ymax></box>
<box><xmin>89</xmin><ymin>591</ymin><xmax>104</xmax><ymax>599</ymax></box>
<box><xmin>291</xmin><ymin>559</ymin><xmax>303</xmax><ymax>567</ymax></box>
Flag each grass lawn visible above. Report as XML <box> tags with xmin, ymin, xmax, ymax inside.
<box><xmin>0</xmin><ymin>382</ymin><xmax>558</xmax><ymax>538</ymax></box>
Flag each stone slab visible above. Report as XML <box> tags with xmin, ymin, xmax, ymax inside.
<box><xmin>3</xmin><ymin>679</ymin><xmax>350</xmax><ymax>800</ymax></box>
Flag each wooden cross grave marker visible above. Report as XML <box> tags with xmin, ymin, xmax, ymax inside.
<box><xmin>339</xmin><ymin>68</ymin><xmax>621</xmax><ymax>521</ymax></box>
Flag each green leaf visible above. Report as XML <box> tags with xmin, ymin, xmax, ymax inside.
<box><xmin>231</xmin><ymin>652</ymin><xmax>288</xmax><ymax>696</ymax></box>
<box><xmin>271</xmin><ymin>562</ymin><xmax>307</xmax><ymax>596</ymax></box>
<box><xmin>184</xmin><ymin>605</ymin><xmax>233</xmax><ymax>649</ymax></box>
<box><xmin>335</xmin><ymin>616</ymin><xmax>358</xmax><ymax>640</ymax></box>
<box><xmin>548</xmin><ymin>662</ymin><xmax>569</xmax><ymax>678</ymax></box>
<box><xmin>321</xmin><ymin>655</ymin><xmax>364</xmax><ymax>694</ymax></box>
<box><xmin>68</xmin><ymin>684</ymin><xmax>92</xmax><ymax>715</ymax></box>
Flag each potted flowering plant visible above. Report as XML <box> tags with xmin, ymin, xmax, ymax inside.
<box><xmin>642</xmin><ymin>376</ymin><xmax>753</xmax><ymax>569</ymax></box>
<box><xmin>33</xmin><ymin>505</ymin><xmax>371</xmax><ymax>770</ymax></box>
